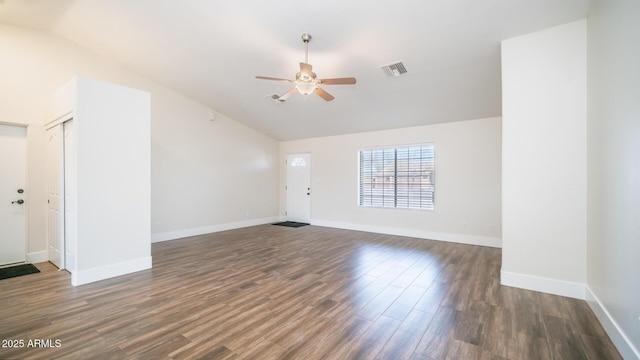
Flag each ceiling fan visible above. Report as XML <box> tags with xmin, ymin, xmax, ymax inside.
<box><xmin>256</xmin><ymin>33</ymin><xmax>356</xmax><ymax>102</ymax></box>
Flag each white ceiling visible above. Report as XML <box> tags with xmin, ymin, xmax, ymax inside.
<box><xmin>0</xmin><ymin>0</ymin><xmax>590</xmax><ymax>140</ymax></box>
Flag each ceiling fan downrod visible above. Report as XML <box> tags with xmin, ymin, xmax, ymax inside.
<box><xmin>301</xmin><ymin>33</ymin><xmax>311</xmax><ymax>64</ymax></box>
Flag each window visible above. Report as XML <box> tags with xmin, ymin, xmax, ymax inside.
<box><xmin>359</xmin><ymin>144</ymin><xmax>435</xmax><ymax>210</ymax></box>
<box><xmin>290</xmin><ymin>157</ymin><xmax>306</xmax><ymax>167</ymax></box>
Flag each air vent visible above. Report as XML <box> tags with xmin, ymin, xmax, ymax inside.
<box><xmin>265</xmin><ymin>93</ymin><xmax>285</xmax><ymax>103</ymax></box>
<box><xmin>381</xmin><ymin>62</ymin><xmax>407</xmax><ymax>77</ymax></box>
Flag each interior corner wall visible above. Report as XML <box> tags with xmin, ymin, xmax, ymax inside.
<box><xmin>0</xmin><ymin>24</ymin><xmax>280</xmax><ymax>260</ymax></box>
<box><xmin>148</xmin><ymin>87</ymin><xmax>279</xmax><ymax>242</ymax></box>
<box><xmin>279</xmin><ymin>117</ymin><xmax>502</xmax><ymax>247</ymax></box>
<box><xmin>501</xmin><ymin>20</ymin><xmax>587</xmax><ymax>298</ymax></box>
<box><xmin>587</xmin><ymin>0</ymin><xmax>640</xmax><ymax>358</ymax></box>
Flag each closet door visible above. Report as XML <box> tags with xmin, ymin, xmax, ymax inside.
<box><xmin>63</xmin><ymin>120</ymin><xmax>76</xmax><ymax>272</ymax></box>
<box><xmin>47</xmin><ymin>124</ymin><xmax>64</xmax><ymax>269</ymax></box>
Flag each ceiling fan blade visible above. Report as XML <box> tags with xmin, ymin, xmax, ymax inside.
<box><xmin>300</xmin><ymin>62</ymin><xmax>313</xmax><ymax>76</ymax></box>
<box><xmin>314</xmin><ymin>87</ymin><xmax>335</xmax><ymax>102</ymax></box>
<box><xmin>319</xmin><ymin>77</ymin><xmax>357</xmax><ymax>85</ymax></box>
<box><xmin>279</xmin><ymin>87</ymin><xmax>298</xmax><ymax>100</ymax></box>
<box><xmin>255</xmin><ymin>76</ymin><xmax>293</xmax><ymax>83</ymax></box>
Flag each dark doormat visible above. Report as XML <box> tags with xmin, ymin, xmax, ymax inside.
<box><xmin>0</xmin><ymin>263</ymin><xmax>40</xmax><ymax>280</ymax></box>
<box><xmin>273</xmin><ymin>221</ymin><xmax>310</xmax><ymax>228</ymax></box>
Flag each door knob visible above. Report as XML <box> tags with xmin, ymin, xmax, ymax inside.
<box><xmin>11</xmin><ymin>199</ymin><xmax>24</xmax><ymax>204</ymax></box>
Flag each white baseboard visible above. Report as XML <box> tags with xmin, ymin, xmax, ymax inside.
<box><xmin>585</xmin><ymin>287</ymin><xmax>640</xmax><ymax>360</ymax></box>
<box><xmin>500</xmin><ymin>269</ymin><xmax>586</xmax><ymax>299</ymax></box>
<box><xmin>499</xmin><ymin>272</ymin><xmax>639</xmax><ymax>358</ymax></box>
<box><xmin>151</xmin><ymin>216</ymin><xmax>280</xmax><ymax>243</ymax></box>
<box><xmin>27</xmin><ymin>251</ymin><xmax>48</xmax><ymax>264</ymax></box>
<box><xmin>311</xmin><ymin>219</ymin><xmax>502</xmax><ymax>248</ymax></box>
<box><xmin>71</xmin><ymin>256</ymin><xmax>152</xmax><ymax>286</ymax></box>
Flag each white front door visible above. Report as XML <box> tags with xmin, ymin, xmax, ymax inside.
<box><xmin>286</xmin><ymin>153</ymin><xmax>311</xmax><ymax>223</ymax></box>
<box><xmin>47</xmin><ymin>124</ymin><xmax>64</xmax><ymax>269</ymax></box>
<box><xmin>0</xmin><ymin>124</ymin><xmax>27</xmax><ymax>266</ymax></box>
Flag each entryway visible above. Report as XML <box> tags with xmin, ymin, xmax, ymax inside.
<box><xmin>0</xmin><ymin>123</ymin><xmax>27</xmax><ymax>266</ymax></box>
<box><xmin>285</xmin><ymin>153</ymin><xmax>311</xmax><ymax>223</ymax></box>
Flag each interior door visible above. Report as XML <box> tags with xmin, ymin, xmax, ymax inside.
<box><xmin>286</xmin><ymin>153</ymin><xmax>311</xmax><ymax>223</ymax></box>
<box><xmin>0</xmin><ymin>124</ymin><xmax>27</xmax><ymax>266</ymax></box>
<box><xmin>47</xmin><ymin>124</ymin><xmax>64</xmax><ymax>269</ymax></box>
<box><xmin>63</xmin><ymin>120</ymin><xmax>75</xmax><ymax>272</ymax></box>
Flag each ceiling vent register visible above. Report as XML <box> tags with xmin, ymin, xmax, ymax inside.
<box><xmin>381</xmin><ymin>62</ymin><xmax>407</xmax><ymax>77</ymax></box>
<box><xmin>266</xmin><ymin>93</ymin><xmax>286</xmax><ymax>103</ymax></box>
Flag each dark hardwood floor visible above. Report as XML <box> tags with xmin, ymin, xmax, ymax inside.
<box><xmin>0</xmin><ymin>225</ymin><xmax>621</xmax><ymax>359</ymax></box>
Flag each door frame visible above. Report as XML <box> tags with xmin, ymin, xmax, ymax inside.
<box><xmin>45</xmin><ymin>115</ymin><xmax>74</xmax><ymax>270</ymax></box>
<box><xmin>63</xmin><ymin>119</ymin><xmax>76</xmax><ymax>272</ymax></box>
<box><xmin>0</xmin><ymin>122</ymin><xmax>28</xmax><ymax>266</ymax></box>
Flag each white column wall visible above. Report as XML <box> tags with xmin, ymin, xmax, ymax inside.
<box><xmin>501</xmin><ymin>20</ymin><xmax>587</xmax><ymax>297</ymax></box>
<box><xmin>70</xmin><ymin>77</ymin><xmax>151</xmax><ymax>283</ymax></box>
<box><xmin>587</xmin><ymin>0</ymin><xmax>640</xmax><ymax>357</ymax></box>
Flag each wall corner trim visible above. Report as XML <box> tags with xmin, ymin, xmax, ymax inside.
<box><xmin>585</xmin><ymin>287</ymin><xmax>640</xmax><ymax>360</ymax></box>
<box><xmin>71</xmin><ymin>256</ymin><xmax>152</xmax><ymax>286</ymax></box>
<box><xmin>500</xmin><ymin>269</ymin><xmax>586</xmax><ymax>299</ymax></box>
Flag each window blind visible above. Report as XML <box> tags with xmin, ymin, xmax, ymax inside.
<box><xmin>359</xmin><ymin>145</ymin><xmax>434</xmax><ymax>210</ymax></box>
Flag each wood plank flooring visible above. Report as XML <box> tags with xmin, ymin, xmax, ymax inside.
<box><xmin>0</xmin><ymin>225</ymin><xmax>621</xmax><ymax>359</ymax></box>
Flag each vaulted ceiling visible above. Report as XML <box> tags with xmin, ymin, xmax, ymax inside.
<box><xmin>0</xmin><ymin>0</ymin><xmax>590</xmax><ymax>140</ymax></box>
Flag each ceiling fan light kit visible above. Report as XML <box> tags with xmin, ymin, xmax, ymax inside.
<box><xmin>256</xmin><ymin>33</ymin><xmax>356</xmax><ymax>102</ymax></box>
<box><xmin>295</xmin><ymin>82</ymin><xmax>316</xmax><ymax>96</ymax></box>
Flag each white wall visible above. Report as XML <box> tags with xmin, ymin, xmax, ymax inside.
<box><xmin>501</xmin><ymin>20</ymin><xmax>587</xmax><ymax>297</ymax></box>
<box><xmin>280</xmin><ymin>117</ymin><xmax>502</xmax><ymax>247</ymax></box>
<box><xmin>587</xmin><ymin>0</ymin><xmax>640</xmax><ymax>357</ymax></box>
<box><xmin>0</xmin><ymin>24</ymin><xmax>280</xmax><ymax>261</ymax></box>
<box><xmin>72</xmin><ymin>77</ymin><xmax>151</xmax><ymax>284</ymax></box>
<box><xmin>150</xmin><ymin>91</ymin><xmax>279</xmax><ymax>242</ymax></box>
